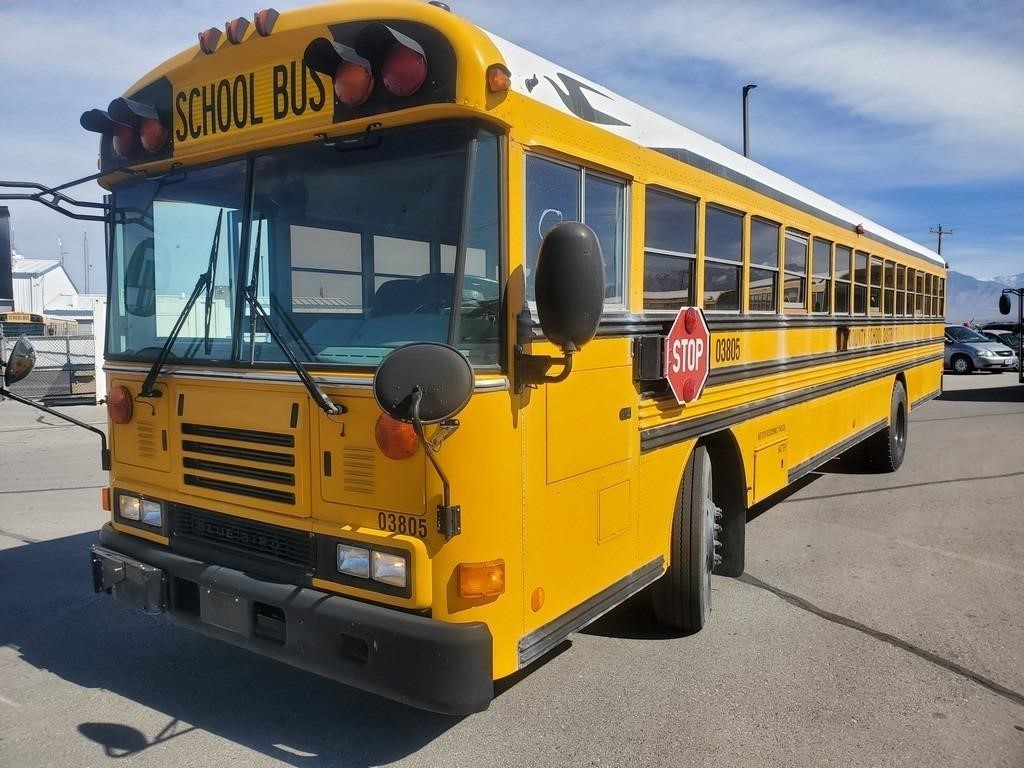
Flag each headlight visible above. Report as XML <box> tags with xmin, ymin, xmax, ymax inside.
<box><xmin>141</xmin><ymin>499</ymin><xmax>163</xmax><ymax>527</ymax></box>
<box><xmin>337</xmin><ymin>544</ymin><xmax>370</xmax><ymax>578</ymax></box>
<box><xmin>119</xmin><ymin>494</ymin><xmax>141</xmax><ymax>521</ymax></box>
<box><xmin>371</xmin><ymin>551</ymin><xmax>408</xmax><ymax>588</ymax></box>
<box><xmin>978</xmin><ymin>349</ymin><xmax>995</xmax><ymax>357</ymax></box>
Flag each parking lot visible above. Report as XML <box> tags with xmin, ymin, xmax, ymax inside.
<box><xmin>1</xmin><ymin>372</ymin><xmax>1022</xmax><ymax>767</ymax></box>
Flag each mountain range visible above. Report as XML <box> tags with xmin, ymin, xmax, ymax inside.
<box><xmin>946</xmin><ymin>271</ymin><xmax>1024</xmax><ymax>325</ymax></box>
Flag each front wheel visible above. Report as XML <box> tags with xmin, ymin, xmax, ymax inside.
<box><xmin>651</xmin><ymin>446</ymin><xmax>720</xmax><ymax>631</ymax></box>
<box><xmin>951</xmin><ymin>355</ymin><xmax>972</xmax><ymax>374</ymax></box>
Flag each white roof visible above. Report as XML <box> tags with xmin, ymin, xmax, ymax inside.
<box><xmin>487</xmin><ymin>33</ymin><xmax>943</xmax><ymax>266</ymax></box>
<box><xmin>12</xmin><ymin>259</ymin><xmax>61</xmax><ymax>278</ymax></box>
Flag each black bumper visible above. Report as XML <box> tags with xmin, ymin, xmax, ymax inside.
<box><xmin>90</xmin><ymin>523</ymin><xmax>493</xmax><ymax>715</ymax></box>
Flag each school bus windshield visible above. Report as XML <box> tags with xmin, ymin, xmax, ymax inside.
<box><xmin>107</xmin><ymin>122</ymin><xmax>502</xmax><ymax>368</ymax></box>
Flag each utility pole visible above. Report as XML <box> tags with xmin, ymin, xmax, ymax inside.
<box><xmin>83</xmin><ymin>232</ymin><xmax>91</xmax><ymax>294</ymax></box>
<box><xmin>930</xmin><ymin>225</ymin><xmax>953</xmax><ymax>256</ymax></box>
<box><xmin>742</xmin><ymin>84</ymin><xmax>757</xmax><ymax>158</ymax></box>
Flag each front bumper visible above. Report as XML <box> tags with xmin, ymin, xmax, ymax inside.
<box><xmin>976</xmin><ymin>354</ymin><xmax>1018</xmax><ymax>370</ymax></box>
<box><xmin>90</xmin><ymin>523</ymin><xmax>493</xmax><ymax>715</ymax></box>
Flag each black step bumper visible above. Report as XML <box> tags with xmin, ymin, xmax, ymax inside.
<box><xmin>91</xmin><ymin>523</ymin><xmax>493</xmax><ymax>715</ymax></box>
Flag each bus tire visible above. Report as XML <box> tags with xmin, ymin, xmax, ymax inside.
<box><xmin>651</xmin><ymin>445</ymin><xmax>719</xmax><ymax>631</ymax></box>
<box><xmin>865</xmin><ymin>380</ymin><xmax>908</xmax><ymax>473</ymax></box>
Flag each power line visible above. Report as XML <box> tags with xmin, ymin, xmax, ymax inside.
<box><xmin>930</xmin><ymin>225</ymin><xmax>953</xmax><ymax>255</ymax></box>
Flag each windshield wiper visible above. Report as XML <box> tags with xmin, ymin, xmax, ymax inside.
<box><xmin>139</xmin><ymin>209</ymin><xmax>223</xmax><ymax>399</ymax></box>
<box><xmin>245</xmin><ymin>218</ymin><xmax>345</xmax><ymax>416</ymax></box>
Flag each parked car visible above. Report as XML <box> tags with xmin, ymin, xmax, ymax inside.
<box><xmin>944</xmin><ymin>325</ymin><xmax>1019</xmax><ymax>374</ymax></box>
<box><xmin>981</xmin><ymin>330</ymin><xmax>1021</xmax><ymax>370</ymax></box>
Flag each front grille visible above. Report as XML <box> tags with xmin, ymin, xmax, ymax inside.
<box><xmin>169</xmin><ymin>504</ymin><xmax>314</xmax><ymax>572</ymax></box>
<box><xmin>181</xmin><ymin>422</ymin><xmax>296</xmax><ymax>505</ymax></box>
<box><xmin>995</xmin><ymin>350</ymin><xmax>1013</xmax><ymax>357</ymax></box>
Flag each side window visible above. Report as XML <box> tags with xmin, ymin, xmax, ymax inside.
<box><xmin>643</xmin><ymin>188</ymin><xmax>697</xmax><ymax>311</ymax></box>
<box><xmin>784</xmin><ymin>229</ymin><xmax>808</xmax><ymax>310</ymax></box>
<box><xmin>749</xmin><ymin>218</ymin><xmax>779</xmax><ymax>312</ymax></box>
<box><xmin>938</xmin><ymin>277</ymin><xmax>946</xmax><ymax>318</ymax></box>
<box><xmin>586</xmin><ymin>173</ymin><xmax>626</xmax><ymax>306</ymax></box>
<box><xmin>896</xmin><ymin>264</ymin><xmax>907</xmax><ymax>316</ymax></box>
<box><xmin>915</xmin><ymin>271</ymin><xmax>925</xmax><ymax>315</ymax></box>
<box><xmin>884</xmin><ymin>260</ymin><xmax>895</xmax><ymax>315</ymax></box>
<box><xmin>854</xmin><ymin>251</ymin><xmax>868</xmax><ymax>314</ymax></box>
<box><xmin>811</xmin><ymin>237</ymin><xmax>832</xmax><ymax>313</ymax></box>
<box><xmin>835</xmin><ymin>245</ymin><xmax>852</xmax><ymax>314</ymax></box>
<box><xmin>869</xmin><ymin>256</ymin><xmax>883</xmax><ymax>314</ymax></box>
<box><xmin>703</xmin><ymin>205</ymin><xmax>743</xmax><ymax>312</ymax></box>
<box><xmin>525</xmin><ymin>156</ymin><xmax>579</xmax><ymax>300</ymax></box>
<box><xmin>907</xmin><ymin>268</ymin><xmax>917</xmax><ymax>316</ymax></box>
<box><xmin>524</xmin><ymin>154</ymin><xmax>626</xmax><ymax>308</ymax></box>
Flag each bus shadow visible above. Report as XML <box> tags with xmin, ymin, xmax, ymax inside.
<box><xmin>937</xmin><ymin>382</ymin><xmax>1024</xmax><ymax>403</ymax></box>
<box><xmin>1</xmin><ymin>532</ymin><xmax>461</xmax><ymax>767</ymax></box>
<box><xmin>578</xmin><ymin>589</ymin><xmax>694</xmax><ymax>640</ymax></box>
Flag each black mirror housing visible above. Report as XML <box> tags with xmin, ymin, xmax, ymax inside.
<box><xmin>3</xmin><ymin>336</ymin><xmax>37</xmax><ymax>386</ymax></box>
<box><xmin>373</xmin><ymin>342</ymin><xmax>473</xmax><ymax>424</ymax></box>
<box><xmin>534</xmin><ymin>222</ymin><xmax>604</xmax><ymax>352</ymax></box>
<box><xmin>998</xmin><ymin>294</ymin><xmax>1011</xmax><ymax>315</ymax></box>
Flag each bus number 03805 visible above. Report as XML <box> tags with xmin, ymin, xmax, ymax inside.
<box><xmin>378</xmin><ymin>512</ymin><xmax>428</xmax><ymax>538</ymax></box>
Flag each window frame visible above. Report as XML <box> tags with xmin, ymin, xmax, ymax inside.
<box><xmin>702</xmin><ymin>202</ymin><xmax>744</xmax><ymax>314</ymax></box>
<box><xmin>642</xmin><ymin>186</ymin><xmax>698</xmax><ymax>313</ymax></box>
<box><xmin>749</xmin><ymin>217</ymin><xmax>780</xmax><ymax>314</ymax></box>
<box><xmin>524</xmin><ymin>152</ymin><xmax>630</xmax><ymax>313</ymax></box>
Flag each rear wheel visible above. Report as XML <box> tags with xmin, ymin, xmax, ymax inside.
<box><xmin>863</xmin><ymin>380</ymin><xmax>908</xmax><ymax>472</ymax></box>
<box><xmin>951</xmin><ymin>355</ymin><xmax>972</xmax><ymax>374</ymax></box>
<box><xmin>651</xmin><ymin>446</ymin><xmax>721</xmax><ymax>631</ymax></box>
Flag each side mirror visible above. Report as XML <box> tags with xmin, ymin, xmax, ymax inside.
<box><xmin>373</xmin><ymin>342</ymin><xmax>474</xmax><ymax>424</ymax></box>
<box><xmin>373</xmin><ymin>342</ymin><xmax>473</xmax><ymax>540</ymax></box>
<box><xmin>534</xmin><ymin>221</ymin><xmax>605</xmax><ymax>353</ymax></box>
<box><xmin>124</xmin><ymin>237</ymin><xmax>156</xmax><ymax>317</ymax></box>
<box><xmin>998</xmin><ymin>294</ymin><xmax>1012</xmax><ymax>315</ymax></box>
<box><xmin>3</xmin><ymin>336</ymin><xmax>36</xmax><ymax>386</ymax></box>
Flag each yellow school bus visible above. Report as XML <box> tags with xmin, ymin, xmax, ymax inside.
<box><xmin>74</xmin><ymin>0</ymin><xmax>944</xmax><ymax>713</ymax></box>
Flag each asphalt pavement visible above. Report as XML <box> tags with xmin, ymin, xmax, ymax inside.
<box><xmin>1</xmin><ymin>372</ymin><xmax>1022</xmax><ymax>767</ymax></box>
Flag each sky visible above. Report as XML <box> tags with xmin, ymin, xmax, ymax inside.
<box><xmin>1</xmin><ymin>0</ymin><xmax>1022</xmax><ymax>294</ymax></box>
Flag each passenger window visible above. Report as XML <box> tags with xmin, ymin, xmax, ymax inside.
<box><xmin>884</xmin><ymin>261</ymin><xmax>895</xmax><ymax>315</ymax></box>
<box><xmin>643</xmin><ymin>189</ymin><xmax>697</xmax><ymax>311</ymax></box>
<box><xmin>854</xmin><ymin>251</ymin><xmax>868</xmax><ymax>314</ymax></box>
<box><xmin>749</xmin><ymin>218</ymin><xmax>779</xmax><ymax>312</ymax></box>
<box><xmin>703</xmin><ymin>205</ymin><xmax>743</xmax><ymax>312</ymax></box>
<box><xmin>784</xmin><ymin>229</ymin><xmax>808</xmax><ymax>310</ymax></box>
<box><xmin>811</xmin><ymin>238</ymin><xmax>832</xmax><ymax>313</ymax></box>
<box><xmin>834</xmin><ymin>245</ymin><xmax>852</xmax><ymax>314</ymax></box>
<box><xmin>869</xmin><ymin>256</ymin><xmax>883</xmax><ymax>314</ymax></box>
<box><xmin>524</xmin><ymin>154</ymin><xmax>626</xmax><ymax>308</ymax></box>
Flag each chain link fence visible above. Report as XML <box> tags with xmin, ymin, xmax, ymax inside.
<box><xmin>0</xmin><ymin>335</ymin><xmax>97</xmax><ymax>405</ymax></box>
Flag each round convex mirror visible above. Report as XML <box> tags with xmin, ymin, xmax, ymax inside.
<box><xmin>373</xmin><ymin>342</ymin><xmax>474</xmax><ymax>424</ymax></box>
<box><xmin>3</xmin><ymin>336</ymin><xmax>37</xmax><ymax>386</ymax></box>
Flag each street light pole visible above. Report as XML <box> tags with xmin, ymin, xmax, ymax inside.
<box><xmin>742</xmin><ymin>84</ymin><xmax>757</xmax><ymax>158</ymax></box>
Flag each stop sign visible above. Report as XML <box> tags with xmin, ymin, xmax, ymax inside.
<box><xmin>664</xmin><ymin>307</ymin><xmax>710</xmax><ymax>404</ymax></box>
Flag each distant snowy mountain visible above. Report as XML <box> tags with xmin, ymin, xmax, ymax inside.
<box><xmin>991</xmin><ymin>273</ymin><xmax>1024</xmax><ymax>288</ymax></box>
<box><xmin>946</xmin><ymin>271</ymin><xmax>1017</xmax><ymax>325</ymax></box>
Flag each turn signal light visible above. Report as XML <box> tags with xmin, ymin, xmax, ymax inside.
<box><xmin>107</xmin><ymin>385</ymin><xmax>133</xmax><ymax>425</ymax></box>
<box><xmin>375</xmin><ymin>413</ymin><xmax>419</xmax><ymax>460</ymax></box>
<box><xmin>458</xmin><ymin>560</ymin><xmax>506</xmax><ymax>598</ymax></box>
<box><xmin>101</xmin><ymin>487</ymin><xmax>111</xmax><ymax>511</ymax></box>
<box><xmin>335</xmin><ymin>59</ymin><xmax>375</xmax><ymax>107</ymax></box>
<box><xmin>486</xmin><ymin>64</ymin><xmax>511</xmax><ymax>93</ymax></box>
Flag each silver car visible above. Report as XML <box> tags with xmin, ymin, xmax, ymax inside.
<box><xmin>944</xmin><ymin>325</ymin><xmax>1019</xmax><ymax>374</ymax></box>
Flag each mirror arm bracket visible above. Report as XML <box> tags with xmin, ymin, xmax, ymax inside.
<box><xmin>410</xmin><ymin>389</ymin><xmax>461</xmax><ymax>540</ymax></box>
<box><xmin>514</xmin><ymin>345</ymin><xmax>575</xmax><ymax>393</ymax></box>
<box><xmin>0</xmin><ymin>388</ymin><xmax>111</xmax><ymax>470</ymax></box>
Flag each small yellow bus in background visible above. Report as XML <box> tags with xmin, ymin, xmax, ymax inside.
<box><xmin>26</xmin><ymin>0</ymin><xmax>947</xmax><ymax>713</ymax></box>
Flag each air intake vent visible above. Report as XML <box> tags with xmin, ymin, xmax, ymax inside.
<box><xmin>181</xmin><ymin>422</ymin><xmax>297</xmax><ymax>505</ymax></box>
<box><xmin>137</xmin><ymin>421</ymin><xmax>159</xmax><ymax>459</ymax></box>
<box><xmin>342</xmin><ymin>447</ymin><xmax>375</xmax><ymax>494</ymax></box>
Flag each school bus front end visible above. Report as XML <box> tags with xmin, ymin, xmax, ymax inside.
<box><xmin>88</xmin><ymin>1</ymin><xmax>530</xmax><ymax>714</ymax></box>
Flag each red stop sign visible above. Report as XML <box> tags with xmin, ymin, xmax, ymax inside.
<box><xmin>664</xmin><ymin>307</ymin><xmax>710</xmax><ymax>404</ymax></box>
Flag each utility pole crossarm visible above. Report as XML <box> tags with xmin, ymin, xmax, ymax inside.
<box><xmin>930</xmin><ymin>224</ymin><xmax>953</xmax><ymax>256</ymax></box>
